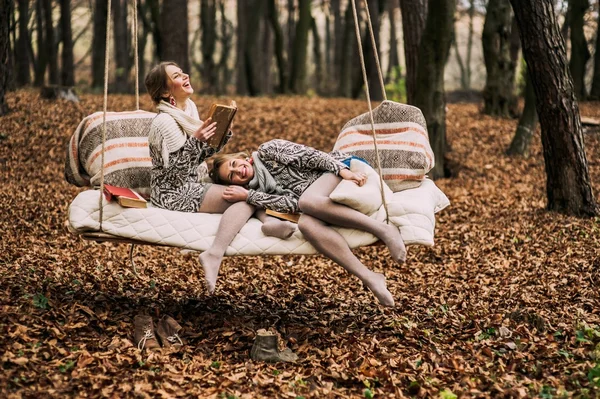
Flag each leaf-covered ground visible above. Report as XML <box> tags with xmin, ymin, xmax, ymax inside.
<box><xmin>1</xmin><ymin>90</ymin><xmax>599</xmax><ymax>398</ymax></box>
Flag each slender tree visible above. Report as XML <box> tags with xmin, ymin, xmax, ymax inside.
<box><xmin>161</xmin><ymin>0</ymin><xmax>189</xmax><ymax>73</ymax></box>
<box><xmin>510</xmin><ymin>0</ymin><xmax>598</xmax><ymax>216</ymax></box>
<box><xmin>16</xmin><ymin>0</ymin><xmax>30</xmax><ymax>86</ymax></box>
<box><xmin>289</xmin><ymin>0</ymin><xmax>311</xmax><ymax>93</ymax></box>
<box><xmin>569</xmin><ymin>0</ymin><xmax>590</xmax><ymax>100</ymax></box>
<box><xmin>414</xmin><ymin>0</ymin><xmax>455</xmax><ymax>179</ymax></box>
<box><xmin>399</xmin><ymin>0</ymin><xmax>427</xmax><ymax>105</ymax></box>
<box><xmin>43</xmin><ymin>0</ymin><xmax>58</xmax><ymax>85</ymax></box>
<box><xmin>0</xmin><ymin>0</ymin><xmax>11</xmax><ymax>115</ymax></box>
<box><xmin>92</xmin><ymin>0</ymin><xmax>108</xmax><ymax>89</ymax></box>
<box><xmin>33</xmin><ymin>0</ymin><xmax>46</xmax><ymax>86</ymax></box>
<box><xmin>351</xmin><ymin>0</ymin><xmax>385</xmax><ymax>100</ymax></box>
<box><xmin>59</xmin><ymin>0</ymin><xmax>74</xmax><ymax>86</ymax></box>
<box><xmin>590</xmin><ymin>3</ymin><xmax>600</xmax><ymax>99</ymax></box>
<box><xmin>453</xmin><ymin>0</ymin><xmax>475</xmax><ymax>90</ymax></box>
<box><xmin>506</xmin><ymin>69</ymin><xmax>537</xmax><ymax>156</ymax></box>
<box><xmin>482</xmin><ymin>0</ymin><xmax>517</xmax><ymax>117</ymax></box>
<box><xmin>217</xmin><ymin>0</ymin><xmax>233</xmax><ymax>94</ymax></box>
<box><xmin>386</xmin><ymin>1</ymin><xmax>401</xmax><ymax>84</ymax></box>
<box><xmin>338</xmin><ymin>0</ymin><xmax>354</xmax><ymax>97</ymax></box>
<box><xmin>112</xmin><ymin>0</ymin><xmax>130</xmax><ymax>92</ymax></box>
<box><xmin>200</xmin><ymin>0</ymin><xmax>217</xmax><ymax>94</ymax></box>
<box><xmin>267</xmin><ymin>0</ymin><xmax>288</xmax><ymax>93</ymax></box>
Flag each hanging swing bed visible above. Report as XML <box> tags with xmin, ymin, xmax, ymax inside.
<box><xmin>64</xmin><ymin>0</ymin><xmax>449</xmax><ymax>268</ymax></box>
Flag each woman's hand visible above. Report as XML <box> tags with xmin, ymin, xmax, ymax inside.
<box><xmin>222</xmin><ymin>186</ymin><xmax>249</xmax><ymax>202</ymax></box>
<box><xmin>339</xmin><ymin>169</ymin><xmax>367</xmax><ymax>186</ymax></box>
<box><xmin>193</xmin><ymin>118</ymin><xmax>217</xmax><ymax>142</ymax></box>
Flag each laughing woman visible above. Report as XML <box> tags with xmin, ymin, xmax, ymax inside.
<box><xmin>210</xmin><ymin>139</ymin><xmax>407</xmax><ymax>307</ymax></box>
<box><xmin>145</xmin><ymin>62</ymin><xmax>294</xmax><ymax>293</ymax></box>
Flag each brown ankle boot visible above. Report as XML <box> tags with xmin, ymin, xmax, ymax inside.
<box><xmin>133</xmin><ymin>315</ymin><xmax>160</xmax><ymax>351</ymax></box>
<box><xmin>156</xmin><ymin>315</ymin><xmax>183</xmax><ymax>349</ymax></box>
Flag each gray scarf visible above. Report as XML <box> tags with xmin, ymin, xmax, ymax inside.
<box><xmin>248</xmin><ymin>152</ymin><xmax>286</xmax><ymax>195</ymax></box>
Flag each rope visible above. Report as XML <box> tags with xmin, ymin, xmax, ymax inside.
<box><xmin>363</xmin><ymin>0</ymin><xmax>387</xmax><ymax>101</ymax></box>
<box><xmin>350</xmin><ymin>0</ymin><xmax>389</xmax><ymax>223</ymax></box>
<box><xmin>98</xmin><ymin>0</ymin><xmax>113</xmax><ymax>231</ymax></box>
<box><xmin>133</xmin><ymin>0</ymin><xmax>139</xmax><ymax>110</ymax></box>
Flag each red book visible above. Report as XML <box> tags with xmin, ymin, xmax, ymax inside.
<box><xmin>103</xmin><ymin>184</ymin><xmax>147</xmax><ymax>208</ymax></box>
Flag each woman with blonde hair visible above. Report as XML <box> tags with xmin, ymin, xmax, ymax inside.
<box><xmin>211</xmin><ymin>139</ymin><xmax>406</xmax><ymax>307</ymax></box>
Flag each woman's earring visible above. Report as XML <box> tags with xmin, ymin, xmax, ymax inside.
<box><xmin>169</xmin><ymin>95</ymin><xmax>177</xmax><ymax>107</ymax></box>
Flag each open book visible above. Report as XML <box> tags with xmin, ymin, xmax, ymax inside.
<box><xmin>206</xmin><ymin>103</ymin><xmax>237</xmax><ymax>149</ymax></box>
<box><xmin>103</xmin><ymin>184</ymin><xmax>148</xmax><ymax>208</ymax></box>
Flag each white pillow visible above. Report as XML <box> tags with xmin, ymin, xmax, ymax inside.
<box><xmin>330</xmin><ymin>159</ymin><xmax>394</xmax><ymax>215</ymax></box>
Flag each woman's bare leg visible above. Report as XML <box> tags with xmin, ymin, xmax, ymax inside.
<box><xmin>298</xmin><ymin>173</ymin><xmax>406</xmax><ymax>263</ymax></box>
<box><xmin>298</xmin><ymin>213</ymin><xmax>394</xmax><ymax>307</ymax></box>
<box><xmin>255</xmin><ymin>209</ymin><xmax>297</xmax><ymax>239</ymax></box>
<box><xmin>197</xmin><ymin>184</ymin><xmax>254</xmax><ymax>294</ymax></box>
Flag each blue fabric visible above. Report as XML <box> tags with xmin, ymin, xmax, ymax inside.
<box><xmin>342</xmin><ymin>155</ymin><xmax>370</xmax><ymax>168</ymax></box>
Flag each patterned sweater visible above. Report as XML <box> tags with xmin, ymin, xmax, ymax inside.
<box><xmin>246</xmin><ymin>139</ymin><xmax>349</xmax><ymax>213</ymax></box>
<box><xmin>149</xmin><ymin>107</ymin><xmax>231</xmax><ymax>212</ymax></box>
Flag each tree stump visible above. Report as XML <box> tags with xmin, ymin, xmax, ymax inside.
<box><xmin>250</xmin><ymin>329</ymin><xmax>298</xmax><ymax>363</ymax></box>
<box><xmin>40</xmin><ymin>85</ymin><xmax>79</xmax><ymax>102</ymax></box>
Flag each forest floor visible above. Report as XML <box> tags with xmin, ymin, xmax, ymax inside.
<box><xmin>1</xmin><ymin>90</ymin><xmax>599</xmax><ymax>398</ymax></box>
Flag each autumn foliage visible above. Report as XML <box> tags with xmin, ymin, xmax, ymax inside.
<box><xmin>1</xmin><ymin>91</ymin><xmax>599</xmax><ymax>398</ymax></box>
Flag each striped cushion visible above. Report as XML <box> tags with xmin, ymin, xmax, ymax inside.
<box><xmin>65</xmin><ymin>110</ymin><xmax>157</xmax><ymax>196</ymax></box>
<box><xmin>333</xmin><ymin>101</ymin><xmax>434</xmax><ymax>192</ymax></box>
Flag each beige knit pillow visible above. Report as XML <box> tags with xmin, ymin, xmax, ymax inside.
<box><xmin>333</xmin><ymin>101</ymin><xmax>434</xmax><ymax>192</ymax></box>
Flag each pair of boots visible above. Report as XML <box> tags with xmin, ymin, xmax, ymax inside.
<box><xmin>134</xmin><ymin>315</ymin><xmax>183</xmax><ymax>351</ymax></box>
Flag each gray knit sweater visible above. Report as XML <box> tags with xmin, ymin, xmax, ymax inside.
<box><xmin>246</xmin><ymin>139</ymin><xmax>348</xmax><ymax>213</ymax></box>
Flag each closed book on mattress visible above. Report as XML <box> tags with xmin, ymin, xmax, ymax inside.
<box><xmin>103</xmin><ymin>184</ymin><xmax>147</xmax><ymax>208</ymax></box>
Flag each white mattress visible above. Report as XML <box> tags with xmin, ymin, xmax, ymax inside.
<box><xmin>68</xmin><ymin>179</ymin><xmax>449</xmax><ymax>256</ymax></box>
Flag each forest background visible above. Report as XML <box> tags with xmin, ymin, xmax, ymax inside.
<box><xmin>1</xmin><ymin>0</ymin><xmax>600</xmax><ymax>397</ymax></box>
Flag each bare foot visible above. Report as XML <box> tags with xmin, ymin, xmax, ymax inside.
<box><xmin>198</xmin><ymin>251</ymin><xmax>222</xmax><ymax>294</ymax></box>
<box><xmin>261</xmin><ymin>220</ymin><xmax>297</xmax><ymax>239</ymax></box>
<box><xmin>364</xmin><ymin>272</ymin><xmax>395</xmax><ymax>307</ymax></box>
<box><xmin>380</xmin><ymin>223</ymin><xmax>406</xmax><ymax>263</ymax></box>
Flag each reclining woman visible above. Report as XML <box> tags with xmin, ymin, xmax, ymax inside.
<box><xmin>210</xmin><ymin>139</ymin><xmax>407</xmax><ymax>307</ymax></box>
<box><xmin>145</xmin><ymin>62</ymin><xmax>295</xmax><ymax>294</ymax></box>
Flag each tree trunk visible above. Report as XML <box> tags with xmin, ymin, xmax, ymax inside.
<box><xmin>112</xmin><ymin>0</ymin><xmax>129</xmax><ymax>92</ymax></box>
<box><xmin>331</xmin><ymin>0</ymin><xmax>342</xmax><ymax>83</ymax></box>
<box><xmin>59</xmin><ymin>0</ymin><xmax>74</xmax><ymax>86</ymax></box>
<box><xmin>510</xmin><ymin>0</ymin><xmax>598</xmax><ymax>216</ymax></box>
<box><xmin>261</xmin><ymin>17</ymin><xmax>273</xmax><ymax>94</ymax></box>
<box><xmin>267</xmin><ymin>0</ymin><xmax>288</xmax><ymax>93</ymax></box>
<box><xmin>413</xmin><ymin>0</ymin><xmax>455</xmax><ymax>179</ymax></box>
<box><xmin>92</xmin><ymin>0</ymin><xmax>107</xmax><ymax>89</ymax></box>
<box><xmin>235</xmin><ymin>1</ymin><xmax>247</xmax><ymax>94</ymax></box>
<box><xmin>338</xmin><ymin>0</ymin><xmax>354</xmax><ymax>97</ymax></box>
<box><xmin>482</xmin><ymin>0</ymin><xmax>516</xmax><ymax>117</ymax></box>
<box><xmin>569</xmin><ymin>0</ymin><xmax>590</xmax><ymax>100</ymax></box>
<box><xmin>506</xmin><ymin>69</ymin><xmax>537</xmax><ymax>156</ymax></box>
<box><xmin>217</xmin><ymin>0</ymin><xmax>232</xmax><ymax>94</ymax></box>
<box><xmin>311</xmin><ymin>14</ymin><xmax>323</xmax><ymax>94</ymax></box>
<box><xmin>200</xmin><ymin>0</ymin><xmax>217</xmax><ymax>94</ymax></box>
<box><xmin>589</xmin><ymin>4</ymin><xmax>600</xmax><ymax>99</ymax></box>
<box><xmin>136</xmin><ymin>0</ymin><xmax>151</xmax><ymax>93</ymax></box>
<box><xmin>0</xmin><ymin>0</ymin><xmax>11</xmax><ymax>115</ymax></box>
<box><xmin>465</xmin><ymin>0</ymin><xmax>474</xmax><ymax>89</ymax></box>
<box><xmin>289</xmin><ymin>0</ymin><xmax>311</xmax><ymax>94</ymax></box>
<box><xmin>161</xmin><ymin>0</ymin><xmax>189</xmax><ymax>73</ymax></box>
<box><xmin>386</xmin><ymin>1</ymin><xmax>400</xmax><ymax>84</ymax></box>
<box><xmin>34</xmin><ymin>0</ymin><xmax>46</xmax><ymax>86</ymax></box>
<box><xmin>16</xmin><ymin>0</ymin><xmax>30</xmax><ymax>86</ymax></box>
<box><xmin>43</xmin><ymin>0</ymin><xmax>58</xmax><ymax>85</ymax></box>
<box><xmin>147</xmin><ymin>0</ymin><xmax>161</xmax><ymax>63</ymax></box>
<box><xmin>399</xmin><ymin>0</ymin><xmax>427</xmax><ymax>105</ymax></box>
<box><xmin>355</xmin><ymin>0</ymin><xmax>384</xmax><ymax>101</ymax></box>
<box><xmin>287</xmin><ymin>0</ymin><xmax>295</xmax><ymax>68</ymax></box>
